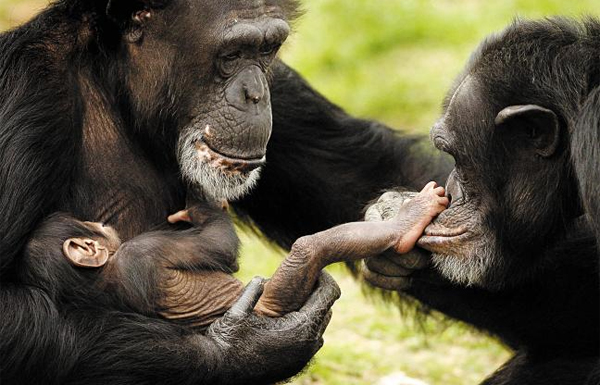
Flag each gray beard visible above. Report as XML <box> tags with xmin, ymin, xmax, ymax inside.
<box><xmin>177</xmin><ymin>128</ymin><xmax>262</xmax><ymax>201</ymax></box>
<box><xmin>430</xmin><ymin>237</ymin><xmax>503</xmax><ymax>288</ymax></box>
<box><xmin>431</xmin><ymin>252</ymin><xmax>492</xmax><ymax>288</ymax></box>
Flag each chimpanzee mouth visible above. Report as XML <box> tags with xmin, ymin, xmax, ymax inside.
<box><xmin>417</xmin><ymin>225</ymin><xmax>469</xmax><ymax>253</ymax></box>
<box><xmin>178</xmin><ymin>119</ymin><xmax>264</xmax><ymax>201</ymax></box>
<box><xmin>194</xmin><ymin>140</ymin><xmax>266</xmax><ymax>174</ymax></box>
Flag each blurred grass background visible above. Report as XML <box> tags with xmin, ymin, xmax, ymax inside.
<box><xmin>2</xmin><ymin>1</ymin><xmax>599</xmax><ymax>384</ymax></box>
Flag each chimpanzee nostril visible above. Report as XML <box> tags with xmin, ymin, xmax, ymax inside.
<box><xmin>243</xmin><ymin>85</ymin><xmax>263</xmax><ymax>104</ymax></box>
<box><xmin>445</xmin><ymin>169</ymin><xmax>463</xmax><ymax>206</ymax></box>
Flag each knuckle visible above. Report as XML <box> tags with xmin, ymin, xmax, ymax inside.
<box><xmin>378</xmin><ymin>191</ymin><xmax>402</xmax><ymax>202</ymax></box>
<box><xmin>399</xmin><ymin>254</ymin><xmax>426</xmax><ymax>269</ymax></box>
<box><xmin>364</xmin><ymin>256</ymin><xmax>377</xmax><ymax>269</ymax></box>
<box><xmin>365</xmin><ymin>206</ymin><xmax>382</xmax><ymax>221</ymax></box>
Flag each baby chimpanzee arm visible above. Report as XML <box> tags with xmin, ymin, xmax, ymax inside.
<box><xmin>103</xmin><ymin>202</ymin><xmax>243</xmax><ymax>329</ymax></box>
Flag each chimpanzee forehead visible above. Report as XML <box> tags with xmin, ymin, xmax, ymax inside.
<box><xmin>433</xmin><ymin>73</ymin><xmax>497</xmax><ymax>164</ymax></box>
<box><xmin>443</xmin><ymin>75</ymin><xmax>489</xmax><ymax>132</ymax></box>
<box><xmin>195</xmin><ymin>0</ymin><xmax>289</xmax><ymax>20</ymax></box>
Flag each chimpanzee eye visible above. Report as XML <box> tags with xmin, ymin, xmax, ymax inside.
<box><xmin>260</xmin><ymin>44</ymin><xmax>281</xmax><ymax>56</ymax></box>
<box><xmin>221</xmin><ymin>51</ymin><xmax>241</xmax><ymax>61</ymax></box>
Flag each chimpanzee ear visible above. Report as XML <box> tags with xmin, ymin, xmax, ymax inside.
<box><xmin>106</xmin><ymin>0</ymin><xmax>153</xmax><ymax>43</ymax></box>
<box><xmin>495</xmin><ymin>104</ymin><xmax>561</xmax><ymax>157</ymax></box>
<box><xmin>62</xmin><ymin>238</ymin><xmax>110</xmax><ymax>268</ymax></box>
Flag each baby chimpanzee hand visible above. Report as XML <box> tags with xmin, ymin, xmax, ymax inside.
<box><xmin>167</xmin><ymin>201</ymin><xmax>228</xmax><ymax>226</ymax></box>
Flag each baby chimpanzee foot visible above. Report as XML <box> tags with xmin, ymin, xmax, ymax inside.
<box><xmin>392</xmin><ymin>181</ymin><xmax>449</xmax><ymax>254</ymax></box>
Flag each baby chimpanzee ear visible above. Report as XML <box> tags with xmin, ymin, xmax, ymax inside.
<box><xmin>63</xmin><ymin>238</ymin><xmax>110</xmax><ymax>268</ymax></box>
<box><xmin>495</xmin><ymin>104</ymin><xmax>561</xmax><ymax>158</ymax></box>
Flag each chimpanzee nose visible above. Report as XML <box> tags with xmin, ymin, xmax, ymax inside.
<box><xmin>243</xmin><ymin>67</ymin><xmax>265</xmax><ymax>105</ymax></box>
<box><xmin>445</xmin><ymin>169</ymin><xmax>464</xmax><ymax>205</ymax></box>
<box><xmin>225</xmin><ymin>65</ymin><xmax>267</xmax><ymax>111</ymax></box>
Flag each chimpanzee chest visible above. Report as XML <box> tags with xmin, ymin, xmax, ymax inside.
<box><xmin>62</xmin><ymin>150</ymin><xmax>185</xmax><ymax>241</ymax></box>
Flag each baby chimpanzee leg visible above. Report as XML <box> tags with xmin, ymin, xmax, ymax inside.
<box><xmin>255</xmin><ymin>182</ymin><xmax>448</xmax><ymax>317</ymax></box>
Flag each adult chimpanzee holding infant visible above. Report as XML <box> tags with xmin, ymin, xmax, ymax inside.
<box><xmin>364</xmin><ymin>18</ymin><xmax>600</xmax><ymax>384</ymax></box>
<box><xmin>23</xmin><ymin>184</ymin><xmax>447</xmax><ymax>326</ymax></box>
<box><xmin>3</xmin><ymin>0</ymin><xmax>600</xmax><ymax>384</ymax></box>
<box><xmin>0</xmin><ymin>0</ymin><xmax>450</xmax><ymax>384</ymax></box>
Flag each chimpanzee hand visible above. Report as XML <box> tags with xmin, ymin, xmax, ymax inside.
<box><xmin>207</xmin><ymin>273</ymin><xmax>340</xmax><ymax>385</ymax></box>
<box><xmin>361</xmin><ymin>190</ymin><xmax>431</xmax><ymax>290</ymax></box>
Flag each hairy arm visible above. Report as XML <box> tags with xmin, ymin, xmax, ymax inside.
<box><xmin>234</xmin><ymin>61</ymin><xmax>452</xmax><ymax>249</ymax></box>
<box><xmin>0</xmin><ymin>45</ymin><xmax>81</xmax><ymax>383</ymax></box>
<box><xmin>0</xmin><ymin>49</ymin><xmax>336</xmax><ymax>383</ymax></box>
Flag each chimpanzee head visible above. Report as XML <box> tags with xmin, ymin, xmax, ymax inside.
<box><xmin>418</xmin><ymin>19</ymin><xmax>591</xmax><ymax>289</ymax></box>
<box><xmin>92</xmin><ymin>0</ymin><xmax>297</xmax><ymax>200</ymax></box>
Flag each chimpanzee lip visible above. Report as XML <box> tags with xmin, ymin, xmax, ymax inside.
<box><xmin>194</xmin><ymin>140</ymin><xmax>266</xmax><ymax>172</ymax></box>
<box><xmin>423</xmin><ymin>225</ymin><xmax>468</xmax><ymax>237</ymax></box>
<box><xmin>417</xmin><ymin>227</ymin><xmax>470</xmax><ymax>252</ymax></box>
<box><xmin>200</xmin><ymin>139</ymin><xmax>266</xmax><ymax>162</ymax></box>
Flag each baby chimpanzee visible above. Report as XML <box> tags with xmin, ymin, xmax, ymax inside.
<box><xmin>20</xmin><ymin>182</ymin><xmax>447</xmax><ymax>326</ymax></box>
<box><xmin>21</xmin><ymin>201</ymin><xmax>244</xmax><ymax>330</ymax></box>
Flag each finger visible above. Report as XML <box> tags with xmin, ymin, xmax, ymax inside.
<box><xmin>228</xmin><ymin>276</ymin><xmax>265</xmax><ymax>318</ymax></box>
<box><xmin>393</xmin><ymin>249</ymin><xmax>431</xmax><ymax>269</ymax></box>
<box><xmin>317</xmin><ymin>270</ymin><xmax>339</xmax><ymax>288</ymax></box>
<box><xmin>308</xmin><ymin>310</ymin><xmax>333</xmax><ymax>351</ymax></box>
<box><xmin>317</xmin><ymin>310</ymin><xmax>333</xmax><ymax>337</ymax></box>
<box><xmin>298</xmin><ymin>272</ymin><xmax>341</xmax><ymax>320</ymax></box>
<box><xmin>380</xmin><ymin>203</ymin><xmax>402</xmax><ymax>221</ymax></box>
<box><xmin>364</xmin><ymin>256</ymin><xmax>412</xmax><ymax>277</ymax></box>
<box><xmin>400</xmin><ymin>191</ymin><xmax>418</xmax><ymax>201</ymax></box>
<box><xmin>365</xmin><ymin>204</ymin><xmax>384</xmax><ymax>222</ymax></box>
<box><xmin>377</xmin><ymin>191</ymin><xmax>403</xmax><ymax>203</ymax></box>
<box><xmin>433</xmin><ymin>186</ymin><xmax>445</xmax><ymax>197</ymax></box>
<box><xmin>422</xmin><ymin>181</ymin><xmax>438</xmax><ymax>192</ymax></box>
<box><xmin>379</xmin><ymin>249</ymin><xmax>430</xmax><ymax>269</ymax></box>
<box><xmin>220</xmin><ymin>200</ymin><xmax>229</xmax><ymax>210</ymax></box>
<box><xmin>438</xmin><ymin>196</ymin><xmax>450</xmax><ymax>207</ymax></box>
<box><xmin>299</xmin><ymin>308</ymin><xmax>333</xmax><ymax>350</ymax></box>
<box><xmin>361</xmin><ymin>261</ymin><xmax>411</xmax><ymax>291</ymax></box>
<box><xmin>167</xmin><ymin>210</ymin><xmax>192</xmax><ymax>224</ymax></box>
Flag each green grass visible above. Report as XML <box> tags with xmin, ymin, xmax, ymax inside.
<box><xmin>279</xmin><ymin>0</ymin><xmax>600</xmax><ymax>133</ymax></box>
<box><xmin>3</xmin><ymin>1</ymin><xmax>600</xmax><ymax>384</ymax></box>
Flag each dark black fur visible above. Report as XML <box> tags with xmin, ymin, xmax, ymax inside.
<box><xmin>0</xmin><ymin>1</ymin><xmax>446</xmax><ymax>384</ymax></box>
<box><xmin>395</xmin><ymin>18</ymin><xmax>600</xmax><ymax>385</ymax></box>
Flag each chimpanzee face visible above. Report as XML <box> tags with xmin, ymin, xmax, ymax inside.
<box><xmin>114</xmin><ymin>0</ymin><xmax>292</xmax><ymax>200</ymax></box>
<box><xmin>419</xmin><ymin>70</ymin><xmax>571</xmax><ymax>289</ymax></box>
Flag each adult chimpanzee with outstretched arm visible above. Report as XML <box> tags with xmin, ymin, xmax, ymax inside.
<box><xmin>0</xmin><ymin>1</ymin><xmax>450</xmax><ymax>384</ymax></box>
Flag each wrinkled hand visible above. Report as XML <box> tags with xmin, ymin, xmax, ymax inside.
<box><xmin>207</xmin><ymin>273</ymin><xmax>340</xmax><ymax>385</ymax></box>
<box><xmin>362</xmin><ymin>191</ymin><xmax>431</xmax><ymax>290</ymax></box>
